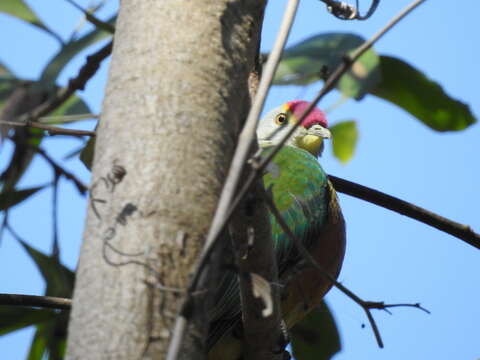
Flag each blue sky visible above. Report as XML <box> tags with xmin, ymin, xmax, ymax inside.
<box><xmin>1</xmin><ymin>1</ymin><xmax>479</xmax><ymax>359</ymax></box>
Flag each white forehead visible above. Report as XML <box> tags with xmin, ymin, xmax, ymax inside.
<box><xmin>257</xmin><ymin>104</ymin><xmax>284</xmax><ymax>130</ymax></box>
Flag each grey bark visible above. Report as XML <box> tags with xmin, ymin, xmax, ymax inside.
<box><xmin>66</xmin><ymin>1</ymin><xmax>266</xmax><ymax>359</ymax></box>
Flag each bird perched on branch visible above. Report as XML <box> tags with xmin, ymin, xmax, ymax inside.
<box><xmin>208</xmin><ymin>100</ymin><xmax>346</xmax><ymax>360</ymax></box>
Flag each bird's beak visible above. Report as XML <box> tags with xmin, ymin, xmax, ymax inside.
<box><xmin>306</xmin><ymin>124</ymin><xmax>331</xmax><ymax>139</ymax></box>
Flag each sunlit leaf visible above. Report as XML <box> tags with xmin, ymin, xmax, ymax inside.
<box><xmin>371</xmin><ymin>56</ymin><xmax>476</xmax><ymax>131</ymax></box>
<box><xmin>0</xmin><ymin>306</ymin><xmax>55</xmax><ymax>336</ymax></box>
<box><xmin>273</xmin><ymin>33</ymin><xmax>381</xmax><ymax>99</ymax></box>
<box><xmin>0</xmin><ymin>186</ymin><xmax>45</xmax><ymax>211</ymax></box>
<box><xmin>330</xmin><ymin>120</ymin><xmax>358</xmax><ymax>163</ymax></box>
<box><xmin>290</xmin><ymin>301</ymin><xmax>341</xmax><ymax>360</ymax></box>
<box><xmin>40</xmin><ymin>14</ymin><xmax>116</xmax><ymax>85</ymax></box>
<box><xmin>0</xmin><ymin>0</ymin><xmax>62</xmax><ymax>43</ymax></box>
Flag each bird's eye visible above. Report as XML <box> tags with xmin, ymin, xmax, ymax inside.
<box><xmin>275</xmin><ymin>113</ymin><xmax>287</xmax><ymax>125</ymax></box>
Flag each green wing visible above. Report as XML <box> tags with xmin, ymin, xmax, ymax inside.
<box><xmin>207</xmin><ymin>146</ymin><xmax>329</xmax><ymax>350</ymax></box>
<box><xmin>262</xmin><ymin>145</ymin><xmax>329</xmax><ymax>274</ymax></box>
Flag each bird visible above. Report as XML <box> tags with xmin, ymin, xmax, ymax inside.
<box><xmin>207</xmin><ymin>100</ymin><xmax>346</xmax><ymax>360</ymax></box>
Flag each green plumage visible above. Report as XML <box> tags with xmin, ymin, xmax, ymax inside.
<box><xmin>208</xmin><ymin>145</ymin><xmax>329</xmax><ymax>349</ymax></box>
<box><xmin>261</xmin><ymin>145</ymin><xmax>328</xmax><ymax>274</ymax></box>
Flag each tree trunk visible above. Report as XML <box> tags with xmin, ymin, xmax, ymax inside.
<box><xmin>66</xmin><ymin>1</ymin><xmax>266</xmax><ymax>359</ymax></box>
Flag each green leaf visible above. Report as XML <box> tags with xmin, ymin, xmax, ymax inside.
<box><xmin>80</xmin><ymin>136</ymin><xmax>95</xmax><ymax>170</ymax></box>
<box><xmin>371</xmin><ymin>56</ymin><xmax>476</xmax><ymax>131</ymax></box>
<box><xmin>290</xmin><ymin>301</ymin><xmax>341</xmax><ymax>360</ymax></box>
<box><xmin>27</xmin><ymin>311</ymin><xmax>69</xmax><ymax>360</ymax></box>
<box><xmin>0</xmin><ymin>306</ymin><xmax>55</xmax><ymax>336</ymax></box>
<box><xmin>0</xmin><ymin>186</ymin><xmax>45</xmax><ymax>211</ymax></box>
<box><xmin>330</xmin><ymin>120</ymin><xmax>358</xmax><ymax>163</ymax></box>
<box><xmin>49</xmin><ymin>92</ymin><xmax>91</xmax><ymax>119</ymax></box>
<box><xmin>273</xmin><ymin>33</ymin><xmax>381</xmax><ymax>99</ymax></box>
<box><xmin>17</xmin><ymin>240</ymin><xmax>75</xmax><ymax>298</ymax></box>
<box><xmin>40</xmin><ymin>14</ymin><xmax>116</xmax><ymax>85</ymax></box>
<box><xmin>0</xmin><ymin>0</ymin><xmax>62</xmax><ymax>43</ymax></box>
<box><xmin>27</xmin><ymin>324</ymin><xmax>48</xmax><ymax>360</ymax></box>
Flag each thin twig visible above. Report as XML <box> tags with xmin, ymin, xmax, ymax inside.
<box><xmin>350</xmin><ymin>0</ymin><xmax>424</xmax><ymax>59</ymax></box>
<box><xmin>52</xmin><ymin>176</ymin><xmax>60</xmax><ymax>257</ymax></box>
<box><xmin>365</xmin><ymin>301</ymin><xmax>430</xmax><ymax>315</ymax></box>
<box><xmin>0</xmin><ymin>293</ymin><xmax>71</xmax><ymax>310</ymax></box>
<box><xmin>329</xmin><ymin>175</ymin><xmax>480</xmax><ymax>250</ymax></box>
<box><xmin>17</xmin><ymin>41</ymin><xmax>113</xmax><ymax>124</ymax></box>
<box><xmin>42</xmin><ymin>27</ymin><xmax>65</xmax><ymax>47</ymax></box>
<box><xmin>34</xmin><ymin>147</ymin><xmax>88</xmax><ymax>195</ymax></box>
<box><xmin>166</xmin><ymin>2</ymin><xmax>300</xmax><ymax>360</ymax></box>
<box><xmin>0</xmin><ymin>120</ymin><xmax>95</xmax><ymax>137</ymax></box>
<box><xmin>0</xmin><ymin>212</ymin><xmax>8</xmax><ymax>245</ymax></box>
<box><xmin>38</xmin><ymin>113</ymin><xmax>98</xmax><ymax>124</ymax></box>
<box><xmin>64</xmin><ymin>0</ymin><xmax>116</xmax><ymax>33</ymax></box>
<box><xmin>261</xmin><ymin>187</ymin><xmax>428</xmax><ymax>348</ymax></box>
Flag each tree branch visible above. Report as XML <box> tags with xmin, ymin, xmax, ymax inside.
<box><xmin>64</xmin><ymin>0</ymin><xmax>116</xmax><ymax>34</ymax></box>
<box><xmin>0</xmin><ymin>120</ymin><xmax>95</xmax><ymax>137</ymax></box>
<box><xmin>17</xmin><ymin>40</ymin><xmax>112</xmax><ymax>124</ymax></box>
<box><xmin>34</xmin><ymin>146</ymin><xmax>88</xmax><ymax>195</ymax></box>
<box><xmin>0</xmin><ymin>293</ymin><xmax>71</xmax><ymax>310</ymax></box>
<box><xmin>329</xmin><ymin>175</ymin><xmax>480</xmax><ymax>250</ymax></box>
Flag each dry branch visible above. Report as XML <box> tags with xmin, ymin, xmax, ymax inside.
<box><xmin>0</xmin><ymin>293</ymin><xmax>71</xmax><ymax>310</ymax></box>
<box><xmin>329</xmin><ymin>175</ymin><xmax>480</xmax><ymax>250</ymax></box>
<box><xmin>17</xmin><ymin>41</ymin><xmax>112</xmax><ymax>124</ymax></box>
<box><xmin>0</xmin><ymin>120</ymin><xmax>95</xmax><ymax>137</ymax></box>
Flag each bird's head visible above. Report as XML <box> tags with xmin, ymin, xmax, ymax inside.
<box><xmin>257</xmin><ymin>100</ymin><xmax>330</xmax><ymax>157</ymax></box>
